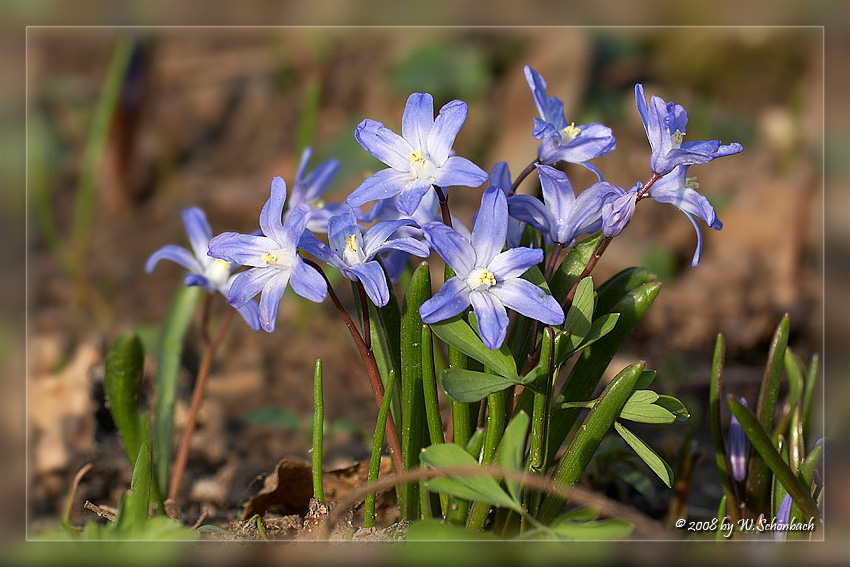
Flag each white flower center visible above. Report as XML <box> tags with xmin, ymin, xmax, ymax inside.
<box><xmin>560</xmin><ymin>122</ymin><xmax>581</xmax><ymax>142</ymax></box>
<box><xmin>342</xmin><ymin>234</ymin><xmax>366</xmax><ymax>266</ymax></box>
<box><xmin>684</xmin><ymin>176</ymin><xmax>700</xmax><ymax>190</ymax></box>
<box><xmin>261</xmin><ymin>249</ymin><xmax>294</xmax><ymax>269</ymax></box>
<box><xmin>205</xmin><ymin>258</ymin><xmax>232</xmax><ymax>288</ymax></box>
<box><xmin>466</xmin><ymin>268</ymin><xmax>497</xmax><ymax>292</ymax></box>
<box><xmin>671</xmin><ymin>129</ymin><xmax>685</xmax><ymax>149</ymax></box>
<box><xmin>409</xmin><ymin>149</ymin><xmax>438</xmax><ymax>179</ymax></box>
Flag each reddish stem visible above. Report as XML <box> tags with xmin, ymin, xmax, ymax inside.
<box><xmin>507</xmin><ymin>159</ymin><xmax>540</xmax><ymax>197</ymax></box>
<box><xmin>433</xmin><ymin>185</ymin><xmax>452</xmax><ymax>228</ymax></box>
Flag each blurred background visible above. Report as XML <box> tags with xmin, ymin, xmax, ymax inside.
<box><xmin>1</xmin><ymin>2</ymin><xmax>848</xmax><ymax>553</ymax></box>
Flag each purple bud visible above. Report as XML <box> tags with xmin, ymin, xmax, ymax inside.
<box><xmin>774</xmin><ymin>494</ymin><xmax>792</xmax><ymax>541</ymax></box>
<box><xmin>728</xmin><ymin>397</ymin><xmax>750</xmax><ymax>482</ymax></box>
<box><xmin>813</xmin><ymin>437</ymin><xmax>826</xmax><ymax>491</ymax></box>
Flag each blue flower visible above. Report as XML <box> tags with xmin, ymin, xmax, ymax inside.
<box><xmin>601</xmin><ymin>184</ymin><xmax>639</xmax><ymax>238</ymax></box>
<box><xmin>508</xmin><ymin>164</ymin><xmax>621</xmax><ymax>246</ymax></box>
<box><xmin>300</xmin><ymin>209</ymin><xmax>430</xmax><ymax>307</ymax></box>
<box><xmin>727</xmin><ymin>397</ymin><xmax>750</xmax><ymax>483</ymax></box>
<box><xmin>207</xmin><ymin>176</ymin><xmax>327</xmax><ymax>333</ymax></box>
<box><xmin>346</xmin><ymin>92</ymin><xmax>489</xmax><ymax>216</ymax></box>
<box><xmin>486</xmin><ymin>162</ymin><xmax>525</xmax><ymax>248</ymax></box>
<box><xmin>285</xmin><ymin>147</ymin><xmax>350</xmax><ymax>234</ymax></box>
<box><xmin>649</xmin><ymin>164</ymin><xmax>722</xmax><ymax>267</ymax></box>
<box><xmin>146</xmin><ymin>207</ymin><xmax>261</xmax><ymax>332</ymax></box>
<box><xmin>524</xmin><ymin>66</ymin><xmax>616</xmax><ymax>179</ymax></box>
<box><xmin>774</xmin><ymin>494</ymin><xmax>792</xmax><ymax>541</ymax></box>
<box><xmin>419</xmin><ymin>186</ymin><xmax>564</xmax><ymax>350</ymax></box>
<box><xmin>635</xmin><ymin>83</ymin><xmax>743</xmax><ymax>176</ymax></box>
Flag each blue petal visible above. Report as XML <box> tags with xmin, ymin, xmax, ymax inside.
<box><xmin>419</xmin><ymin>277</ymin><xmax>470</xmax><ymax>324</ymax></box>
<box><xmin>536</xmin><ymin>164</ymin><xmax>576</xmax><ymax>244</ymax></box>
<box><xmin>259</xmin><ymin>176</ymin><xmax>288</xmax><ymax>244</ymax></box>
<box><xmin>422</xmin><ymin>221</ymin><xmax>475</xmax><ymax>277</ymax></box>
<box><xmin>486</xmin><ymin>247</ymin><xmax>544</xmax><ymax>280</ymax></box>
<box><xmin>566</xmin><ymin>181</ymin><xmax>622</xmax><ymax>242</ymax></box>
<box><xmin>280</xmin><ymin>203</ymin><xmax>313</xmax><ymax>253</ymax></box>
<box><xmin>401</xmin><ymin>93</ymin><xmax>434</xmax><ymax>154</ymax></box>
<box><xmin>146</xmin><ymin>244</ymin><xmax>202</xmax><ymax>274</ymax></box>
<box><xmin>258</xmin><ymin>271</ymin><xmax>291</xmax><ymax>332</ymax></box>
<box><xmin>347</xmin><ymin>168</ymin><xmax>409</xmax><ymax>208</ymax></box>
<box><xmin>471</xmin><ymin>186</ymin><xmax>508</xmax><ymax>265</ymax></box>
<box><xmin>355</xmin><ymin>118</ymin><xmax>413</xmax><ymax>171</ymax></box>
<box><xmin>350</xmin><ymin>261</ymin><xmax>390</xmax><ymax>307</ymax></box>
<box><xmin>634</xmin><ymin>84</ymin><xmax>651</xmax><ymax>137</ymax></box>
<box><xmin>184</xmin><ymin>273</ymin><xmax>212</xmax><ymax>291</ymax></box>
<box><xmin>684</xmin><ymin>212</ymin><xmax>704</xmax><ymax>268</ymax></box>
<box><xmin>294</xmin><ymin>146</ymin><xmax>314</xmax><ymax>185</ymax></box>
<box><xmin>207</xmin><ymin>232</ymin><xmax>281</xmax><ymax>267</ymax></box>
<box><xmin>301</xmin><ymin>158</ymin><xmax>340</xmax><ymax>203</ymax></box>
<box><xmin>507</xmin><ymin>195</ymin><xmax>552</xmax><ymax>237</ymax></box>
<box><xmin>601</xmin><ymin>189</ymin><xmax>637</xmax><ymax>237</ymax></box>
<box><xmin>302</xmin><ymin>201</ymin><xmax>350</xmax><ymax>234</ymax></box>
<box><xmin>379</xmin><ymin>248</ymin><xmax>410</xmax><ymax>284</ymax></box>
<box><xmin>489</xmin><ymin>278</ymin><xmax>564</xmax><ymax>325</ymax></box>
<box><xmin>650</xmin><ymin>169</ymin><xmax>721</xmax><ymax>229</ymax></box>
<box><xmin>524</xmin><ymin>66</ymin><xmax>567</xmax><ymax>130</ymax></box>
<box><xmin>371</xmin><ymin>236</ymin><xmax>430</xmax><ymax>259</ymax></box>
<box><xmin>181</xmin><ymin>207</ymin><xmax>212</xmax><ymax>260</ymax></box>
<box><xmin>435</xmin><ymin>156</ymin><xmax>488</xmax><ymax>188</ymax></box>
<box><xmin>469</xmin><ymin>291</ymin><xmax>509</xmax><ymax>350</ymax></box>
<box><xmin>298</xmin><ymin>232</ymin><xmax>347</xmax><ymax>272</ymax></box>
<box><xmin>235</xmin><ymin>299</ymin><xmax>262</xmax><ymax>332</ymax></box>
<box><xmin>327</xmin><ymin>210</ymin><xmax>362</xmax><ymax>259</ymax></box>
<box><xmin>490</xmin><ymin>162</ymin><xmax>511</xmax><ymax>194</ymax></box>
<box><xmin>427</xmin><ymin>99</ymin><xmax>468</xmax><ymax>165</ymax></box>
<box><xmin>289</xmin><ymin>255</ymin><xmax>327</xmax><ymax>303</ymax></box>
<box><xmin>558</xmin><ymin>123</ymin><xmax>616</xmax><ymax>162</ymax></box>
<box><xmin>397</xmin><ymin>179</ymin><xmax>435</xmax><ymax>217</ymax></box>
<box><xmin>362</xmin><ymin>219</ymin><xmax>418</xmax><ymax>258</ymax></box>
<box><xmin>228</xmin><ymin>267</ymin><xmax>278</xmax><ymax>308</ymax></box>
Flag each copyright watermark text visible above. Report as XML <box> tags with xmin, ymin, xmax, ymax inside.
<box><xmin>673</xmin><ymin>517</ymin><xmax>816</xmax><ymax>538</ymax></box>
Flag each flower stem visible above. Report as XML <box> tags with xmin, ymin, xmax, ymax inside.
<box><xmin>543</xmin><ymin>242</ymin><xmax>563</xmax><ymax>282</ymax></box>
<box><xmin>304</xmin><ymin>259</ymin><xmax>404</xmax><ymax>475</ymax></box>
<box><xmin>433</xmin><ymin>184</ymin><xmax>452</xmax><ymax>228</ymax></box>
<box><xmin>312</xmin><ymin>359</ymin><xmax>324</xmax><ymax>504</ymax></box>
<box><xmin>169</xmin><ymin>303</ymin><xmax>234</xmax><ymax>501</ymax></box>
<box><xmin>507</xmin><ymin>159</ymin><xmax>540</xmax><ymax>197</ymax></box>
<box><xmin>356</xmin><ymin>281</ymin><xmax>371</xmax><ymax>351</ymax></box>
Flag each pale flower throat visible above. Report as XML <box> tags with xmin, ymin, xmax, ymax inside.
<box><xmin>467</xmin><ymin>268</ymin><xmax>497</xmax><ymax>292</ymax></box>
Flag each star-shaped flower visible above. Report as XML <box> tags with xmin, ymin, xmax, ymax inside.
<box><xmin>285</xmin><ymin>146</ymin><xmax>350</xmax><ymax>233</ymax></box>
<box><xmin>419</xmin><ymin>186</ymin><xmax>564</xmax><ymax>350</ymax></box>
<box><xmin>346</xmin><ymin>92</ymin><xmax>488</xmax><ymax>216</ymax></box>
<box><xmin>207</xmin><ymin>177</ymin><xmax>327</xmax><ymax>332</ymax></box>
<box><xmin>146</xmin><ymin>207</ymin><xmax>261</xmax><ymax>331</ymax></box>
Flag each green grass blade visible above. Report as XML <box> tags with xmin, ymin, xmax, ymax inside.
<box><xmin>801</xmin><ymin>353</ymin><xmax>819</xmax><ymax>444</ymax></box>
<box><xmin>312</xmin><ymin>359</ymin><xmax>324</xmax><ymax>503</ymax></box>
<box><xmin>364</xmin><ymin>370</ymin><xmax>397</xmax><ymax>528</ymax></box>
<box><xmin>709</xmin><ymin>333</ymin><xmax>739</xmax><ymax>520</ymax></box>
<box><xmin>153</xmin><ymin>284</ymin><xmax>202</xmax><ymax>495</ymax></box>
<box><xmin>728</xmin><ymin>396</ymin><xmax>820</xmax><ymax>524</ymax></box>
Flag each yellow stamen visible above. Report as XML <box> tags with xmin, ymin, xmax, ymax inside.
<box><xmin>562</xmin><ymin>122</ymin><xmax>580</xmax><ymax>139</ymax></box>
<box><xmin>477</xmin><ymin>270</ymin><xmax>496</xmax><ymax>287</ymax></box>
<box><xmin>345</xmin><ymin>234</ymin><xmax>359</xmax><ymax>253</ymax></box>
<box><xmin>261</xmin><ymin>251</ymin><xmax>278</xmax><ymax>265</ymax></box>
<box><xmin>409</xmin><ymin>149</ymin><xmax>427</xmax><ymax>168</ymax></box>
<box><xmin>672</xmin><ymin>129</ymin><xmax>685</xmax><ymax>145</ymax></box>
<box><xmin>684</xmin><ymin>176</ymin><xmax>700</xmax><ymax>190</ymax></box>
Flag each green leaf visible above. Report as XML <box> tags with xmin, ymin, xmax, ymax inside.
<box><xmin>465</xmin><ymin>428</ymin><xmax>485</xmax><ymax>461</ymax></box>
<box><xmin>788</xmin><ymin>444</ymin><xmax>823</xmax><ymax>539</ymax></box>
<box><xmin>614</xmin><ymin>422</ymin><xmax>673</xmax><ymax>487</ymax></box>
<box><xmin>563</xmin><ymin>277</ymin><xmax>595</xmax><ymax>342</ymax></box>
<box><xmin>728</xmin><ymin>396</ymin><xmax>820</xmax><ymax>524</ymax></box>
<box><xmin>116</xmin><ymin>442</ymin><xmax>152</xmax><ymax>533</ymax></box>
<box><xmin>440</xmin><ymin>368</ymin><xmax>520</xmax><ymax>403</ymax></box>
<box><xmin>430</xmin><ymin>314</ymin><xmax>518</xmax><ymax>380</ymax></box>
<box><xmin>499</xmin><ymin>411</ymin><xmax>530</xmax><ymax>502</ymax></box>
<box><xmin>594</xmin><ymin>267</ymin><xmax>658</xmax><ymax>317</ymax></box>
<box><xmin>103</xmin><ymin>332</ymin><xmax>146</xmax><ymax>468</ymax></box>
<box><xmin>547</xmin><ymin>282</ymin><xmax>661</xmax><ymax>460</ymax></box>
<box><xmin>747</xmin><ymin>314</ymin><xmax>790</xmax><ymax>512</ymax></box>
<box><xmin>557</xmin><ymin>507</ymin><xmax>599</xmax><ymax>522</ymax></box>
<box><xmin>538</xmin><ymin>362</ymin><xmax>646</xmax><ymax>523</ymax></box>
<box><xmin>553</xmin><ymin>312</ymin><xmax>620</xmax><ymax>366</ymax></box>
<box><xmin>550</xmin><ymin>233</ymin><xmax>602</xmax><ymax>302</ymax></box>
<box><xmin>801</xmin><ymin>353</ymin><xmax>819</xmax><ymax>443</ymax></box>
<box><xmin>634</xmin><ymin>370</ymin><xmax>657</xmax><ymax>390</ymax></box>
<box><xmin>655</xmin><ymin>395</ymin><xmax>690</xmax><ymax>421</ymax></box>
<box><xmin>709</xmin><ymin>334</ymin><xmax>738</xmax><ymax>520</ymax></box>
<box><xmin>153</xmin><ymin>284</ymin><xmax>201</xmax><ymax>495</ymax></box>
<box><xmin>405</xmin><ymin>519</ymin><xmax>499</xmax><ymax>541</ymax></box>
<box><xmin>620</xmin><ymin>390</ymin><xmax>678</xmax><ymax>424</ymax></box>
<box><xmin>420</xmin><ymin>443</ymin><xmax>521</xmax><ymax>511</ymax></box>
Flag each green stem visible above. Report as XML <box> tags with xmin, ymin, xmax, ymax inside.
<box><xmin>421</xmin><ymin>324</ymin><xmax>448</xmax><ymax>518</ymax></box>
<box><xmin>312</xmin><ymin>359</ymin><xmax>324</xmax><ymax>504</ymax></box>
<box><xmin>365</xmin><ymin>370</ymin><xmax>397</xmax><ymax>528</ymax></box>
<box><xmin>709</xmin><ymin>334</ymin><xmax>740</xmax><ymax>522</ymax></box>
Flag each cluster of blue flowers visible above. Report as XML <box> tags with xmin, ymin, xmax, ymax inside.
<box><xmin>148</xmin><ymin>65</ymin><xmax>742</xmax><ymax>348</ymax></box>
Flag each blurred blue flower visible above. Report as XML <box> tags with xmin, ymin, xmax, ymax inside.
<box><xmin>524</xmin><ymin>66</ymin><xmax>616</xmax><ymax>179</ymax></box>
<box><xmin>635</xmin><ymin>83</ymin><xmax>743</xmax><ymax>176</ymax></box>
<box><xmin>508</xmin><ymin>164</ymin><xmax>621</xmax><ymax>246</ymax></box>
<box><xmin>285</xmin><ymin>147</ymin><xmax>350</xmax><ymax>234</ymax></box>
<box><xmin>146</xmin><ymin>207</ymin><xmax>261</xmax><ymax>331</ymax></box>
<box><xmin>775</xmin><ymin>494</ymin><xmax>792</xmax><ymax>541</ymax></box>
<box><xmin>728</xmin><ymin>397</ymin><xmax>750</xmax><ymax>483</ymax></box>
<box><xmin>300</xmin><ymin>209</ymin><xmax>430</xmax><ymax>306</ymax></box>
<box><xmin>347</xmin><ymin>92</ymin><xmax>488</xmax><ymax>216</ymax></box>
<box><xmin>420</xmin><ymin>186</ymin><xmax>564</xmax><ymax>350</ymax></box>
<box><xmin>649</xmin><ymin>164</ymin><xmax>722</xmax><ymax>267</ymax></box>
<box><xmin>207</xmin><ymin>176</ymin><xmax>327</xmax><ymax>332</ymax></box>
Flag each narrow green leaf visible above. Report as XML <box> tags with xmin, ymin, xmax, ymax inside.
<box><xmin>788</xmin><ymin>444</ymin><xmax>823</xmax><ymax>540</ymax></box>
<box><xmin>772</xmin><ymin>434</ymin><xmax>788</xmax><ymax>519</ymax></box>
<box><xmin>547</xmin><ymin>282</ymin><xmax>661</xmax><ymax>459</ymax></box>
<box><xmin>634</xmin><ymin>370</ymin><xmax>657</xmax><ymax>390</ymax></box>
<box><xmin>430</xmin><ymin>314</ymin><xmax>518</xmax><ymax>380</ymax></box>
<box><xmin>709</xmin><ymin>333</ymin><xmax>739</xmax><ymax>521</ymax></box>
<box><xmin>103</xmin><ymin>333</ymin><xmax>146</xmax><ymax>468</ymax></box>
<box><xmin>441</xmin><ymin>368</ymin><xmax>519</xmax><ymax>403</ymax></box>
<box><xmin>400</xmin><ymin>261</ymin><xmax>431</xmax><ymax>520</ymax></box>
<box><xmin>619</xmin><ymin>391</ymin><xmax>678</xmax><ymax>424</ymax></box>
<box><xmin>728</xmin><ymin>396</ymin><xmax>820</xmax><ymax>524</ymax></box>
<box><xmin>557</xmin><ymin>507</ymin><xmax>599</xmax><ymax>522</ymax></box>
<box><xmin>538</xmin><ymin>362</ymin><xmax>646</xmax><ymax>523</ymax></box>
<box><xmin>365</xmin><ymin>369</ymin><xmax>397</xmax><ymax>528</ymax></box>
<box><xmin>716</xmin><ymin>495</ymin><xmax>727</xmax><ymax>541</ymax></box>
<box><xmin>747</xmin><ymin>314</ymin><xmax>791</xmax><ymax>515</ymax></box>
<box><xmin>405</xmin><ymin>519</ymin><xmax>499</xmax><ymax>541</ymax></box>
<box><xmin>614</xmin><ymin>422</ymin><xmax>673</xmax><ymax>487</ymax></box>
<box><xmin>563</xmin><ymin>277</ymin><xmax>595</xmax><ymax>341</ymax></box>
<box><xmin>153</xmin><ymin>284</ymin><xmax>201</xmax><ymax>495</ymax></box>
<box><xmin>499</xmin><ymin>411</ymin><xmax>530</xmax><ymax>502</ymax></box>
<box><xmin>550</xmin><ymin>233</ymin><xmax>602</xmax><ymax>302</ymax></box>
<box><xmin>466</xmin><ymin>428</ymin><xmax>485</xmax><ymax>461</ymax></box>
<box><xmin>801</xmin><ymin>353</ymin><xmax>819</xmax><ymax>443</ymax></box>
<box><xmin>420</xmin><ymin>444</ymin><xmax>521</xmax><ymax>511</ymax></box>
<box><xmin>594</xmin><ymin>267</ymin><xmax>658</xmax><ymax>317</ymax></box>
<box><xmin>312</xmin><ymin>359</ymin><xmax>324</xmax><ymax>504</ymax></box>
<box><xmin>554</xmin><ymin>311</ymin><xmax>619</xmax><ymax>366</ymax></box>
<box><xmin>116</xmin><ymin>441</ymin><xmax>152</xmax><ymax>532</ymax></box>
